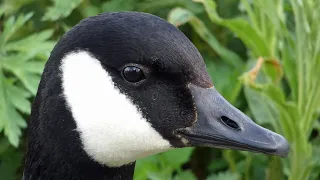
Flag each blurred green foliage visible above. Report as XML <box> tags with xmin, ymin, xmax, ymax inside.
<box><xmin>0</xmin><ymin>0</ymin><xmax>319</xmax><ymax>179</ymax></box>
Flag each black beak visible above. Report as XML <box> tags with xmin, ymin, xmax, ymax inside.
<box><xmin>178</xmin><ymin>84</ymin><xmax>290</xmax><ymax>157</ymax></box>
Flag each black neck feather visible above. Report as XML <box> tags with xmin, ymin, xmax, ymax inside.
<box><xmin>24</xmin><ymin>146</ymin><xmax>135</xmax><ymax>180</ymax></box>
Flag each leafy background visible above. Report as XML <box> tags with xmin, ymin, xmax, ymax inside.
<box><xmin>0</xmin><ymin>0</ymin><xmax>319</xmax><ymax>179</ymax></box>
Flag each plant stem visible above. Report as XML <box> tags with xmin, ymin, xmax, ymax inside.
<box><xmin>222</xmin><ymin>150</ymin><xmax>237</xmax><ymax>173</ymax></box>
<box><xmin>244</xmin><ymin>154</ymin><xmax>252</xmax><ymax>180</ymax></box>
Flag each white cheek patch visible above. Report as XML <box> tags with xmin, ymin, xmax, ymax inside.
<box><xmin>61</xmin><ymin>51</ymin><xmax>172</xmax><ymax>167</ymax></box>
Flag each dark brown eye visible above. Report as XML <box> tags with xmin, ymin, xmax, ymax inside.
<box><xmin>122</xmin><ymin>66</ymin><xmax>146</xmax><ymax>83</ymax></box>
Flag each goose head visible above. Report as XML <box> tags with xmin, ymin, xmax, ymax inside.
<box><xmin>25</xmin><ymin>11</ymin><xmax>289</xmax><ymax>178</ymax></box>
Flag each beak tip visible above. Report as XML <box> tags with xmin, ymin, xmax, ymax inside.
<box><xmin>272</xmin><ymin>134</ymin><xmax>290</xmax><ymax>157</ymax></box>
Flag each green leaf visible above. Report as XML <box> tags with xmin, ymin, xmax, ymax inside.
<box><xmin>312</xmin><ymin>145</ymin><xmax>320</xmax><ymax>167</ymax></box>
<box><xmin>206</xmin><ymin>60</ymin><xmax>242</xmax><ymax>103</ymax></box>
<box><xmin>0</xmin><ymin>7</ymin><xmax>5</xmax><ymax>16</ymax></box>
<box><xmin>206</xmin><ymin>171</ymin><xmax>240</xmax><ymax>180</ymax></box>
<box><xmin>160</xmin><ymin>148</ymin><xmax>194</xmax><ymax>169</ymax></box>
<box><xmin>0</xmin><ymin>0</ymin><xmax>34</xmax><ymax>15</ymax></box>
<box><xmin>134</xmin><ymin>155</ymin><xmax>161</xmax><ymax>180</ymax></box>
<box><xmin>196</xmin><ymin>0</ymin><xmax>270</xmax><ymax>57</ymax></box>
<box><xmin>168</xmin><ymin>7</ymin><xmax>243</xmax><ymax>68</ymax></box>
<box><xmin>310</xmin><ymin>145</ymin><xmax>320</xmax><ymax>179</ymax></box>
<box><xmin>19</xmin><ymin>73</ymin><xmax>41</xmax><ymax>95</ymax></box>
<box><xmin>2</xmin><ymin>54</ymin><xmax>45</xmax><ymax>95</ymax></box>
<box><xmin>4</xmin><ymin>29</ymin><xmax>55</xmax><ymax>55</ymax></box>
<box><xmin>168</xmin><ymin>7</ymin><xmax>193</xmax><ymax>26</ymax></box>
<box><xmin>0</xmin><ymin>12</ymin><xmax>33</xmax><ymax>48</ymax></box>
<box><xmin>0</xmin><ymin>144</ymin><xmax>24</xmax><ymax>180</ymax></box>
<box><xmin>0</xmin><ymin>137</ymin><xmax>11</xmax><ymax>155</ymax></box>
<box><xmin>207</xmin><ymin>157</ymin><xmax>228</xmax><ymax>172</ymax></box>
<box><xmin>174</xmin><ymin>170</ymin><xmax>196</xmax><ymax>180</ymax></box>
<box><xmin>42</xmin><ymin>0</ymin><xmax>83</xmax><ymax>21</ymax></box>
<box><xmin>135</xmin><ymin>148</ymin><xmax>194</xmax><ymax>180</ymax></box>
<box><xmin>262</xmin><ymin>60</ymin><xmax>283</xmax><ymax>84</ymax></box>
<box><xmin>244</xmin><ymin>85</ymin><xmax>280</xmax><ymax>128</ymax></box>
<box><xmin>80</xmin><ymin>5</ymin><xmax>100</xmax><ymax>17</ymax></box>
<box><xmin>6</xmin><ymin>79</ymin><xmax>31</xmax><ymax>114</ymax></box>
<box><xmin>101</xmin><ymin>0</ymin><xmax>135</xmax><ymax>12</ymax></box>
<box><xmin>0</xmin><ymin>10</ymin><xmax>53</xmax><ymax>148</ymax></box>
<box><xmin>0</xmin><ymin>72</ymin><xmax>28</xmax><ymax>147</ymax></box>
<box><xmin>138</xmin><ymin>0</ymin><xmax>203</xmax><ymax>14</ymax></box>
<box><xmin>148</xmin><ymin>171</ymin><xmax>172</xmax><ymax>180</ymax></box>
<box><xmin>282</xmin><ymin>41</ymin><xmax>298</xmax><ymax>100</ymax></box>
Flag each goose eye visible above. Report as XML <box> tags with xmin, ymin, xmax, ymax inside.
<box><xmin>122</xmin><ymin>66</ymin><xmax>146</xmax><ymax>83</ymax></box>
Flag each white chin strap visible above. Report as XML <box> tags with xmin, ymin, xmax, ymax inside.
<box><xmin>60</xmin><ymin>51</ymin><xmax>172</xmax><ymax>167</ymax></box>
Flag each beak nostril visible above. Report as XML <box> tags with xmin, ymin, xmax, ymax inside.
<box><xmin>220</xmin><ymin>116</ymin><xmax>240</xmax><ymax>131</ymax></box>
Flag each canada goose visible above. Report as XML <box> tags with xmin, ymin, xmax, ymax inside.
<box><xmin>23</xmin><ymin>12</ymin><xmax>289</xmax><ymax>180</ymax></box>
